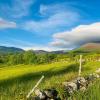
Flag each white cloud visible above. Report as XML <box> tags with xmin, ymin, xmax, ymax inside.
<box><xmin>22</xmin><ymin>4</ymin><xmax>80</xmax><ymax>34</ymax></box>
<box><xmin>23</xmin><ymin>12</ymin><xmax>79</xmax><ymax>32</ymax></box>
<box><xmin>39</xmin><ymin>3</ymin><xmax>80</xmax><ymax>16</ymax></box>
<box><xmin>0</xmin><ymin>0</ymin><xmax>34</xmax><ymax>18</ymax></box>
<box><xmin>0</xmin><ymin>18</ymin><xmax>16</xmax><ymax>29</ymax></box>
<box><xmin>39</xmin><ymin>4</ymin><xmax>65</xmax><ymax>16</ymax></box>
<box><xmin>50</xmin><ymin>22</ymin><xmax>100</xmax><ymax>49</ymax></box>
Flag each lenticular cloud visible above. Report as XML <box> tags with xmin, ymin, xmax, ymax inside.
<box><xmin>50</xmin><ymin>22</ymin><xmax>100</xmax><ymax>48</ymax></box>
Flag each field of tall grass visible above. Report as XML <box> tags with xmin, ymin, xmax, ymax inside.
<box><xmin>0</xmin><ymin>61</ymin><xmax>100</xmax><ymax>100</ymax></box>
<box><xmin>70</xmin><ymin>79</ymin><xmax>100</xmax><ymax>100</ymax></box>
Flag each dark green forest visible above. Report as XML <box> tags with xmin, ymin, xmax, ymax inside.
<box><xmin>0</xmin><ymin>50</ymin><xmax>58</xmax><ymax>65</ymax></box>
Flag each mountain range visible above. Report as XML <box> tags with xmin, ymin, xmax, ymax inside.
<box><xmin>0</xmin><ymin>46</ymin><xmax>24</xmax><ymax>54</ymax></box>
<box><xmin>0</xmin><ymin>43</ymin><xmax>100</xmax><ymax>54</ymax></box>
<box><xmin>74</xmin><ymin>43</ymin><xmax>100</xmax><ymax>53</ymax></box>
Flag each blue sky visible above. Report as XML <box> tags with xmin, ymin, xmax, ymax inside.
<box><xmin>0</xmin><ymin>0</ymin><xmax>100</xmax><ymax>51</ymax></box>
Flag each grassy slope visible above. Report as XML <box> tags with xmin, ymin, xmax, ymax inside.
<box><xmin>71</xmin><ymin>79</ymin><xmax>100</xmax><ymax>100</ymax></box>
<box><xmin>0</xmin><ymin>62</ymin><xmax>74</xmax><ymax>81</ymax></box>
<box><xmin>0</xmin><ymin>62</ymin><xmax>78</xmax><ymax>100</ymax></box>
<box><xmin>0</xmin><ymin>61</ymin><xmax>100</xmax><ymax>100</ymax></box>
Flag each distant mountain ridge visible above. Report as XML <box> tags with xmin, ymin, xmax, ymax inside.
<box><xmin>0</xmin><ymin>46</ymin><xmax>67</xmax><ymax>54</ymax></box>
<box><xmin>81</xmin><ymin>43</ymin><xmax>100</xmax><ymax>50</ymax></box>
<box><xmin>0</xmin><ymin>46</ymin><xmax>24</xmax><ymax>54</ymax></box>
<box><xmin>73</xmin><ymin>43</ymin><xmax>100</xmax><ymax>53</ymax></box>
<box><xmin>33</xmin><ymin>50</ymin><xmax>48</xmax><ymax>54</ymax></box>
<box><xmin>1</xmin><ymin>43</ymin><xmax>99</xmax><ymax>54</ymax></box>
<box><xmin>33</xmin><ymin>50</ymin><xmax>66</xmax><ymax>54</ymax></box>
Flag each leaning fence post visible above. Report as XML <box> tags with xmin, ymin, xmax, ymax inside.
<box><xmin>78</xmin><ymin>55</ymin><xmax>82</xmax><ymax>77</ymax></box>
<box><xmin>26</xmin><ymin>75</ymin><xmax>44</xmax><ymax>99</ymax></box>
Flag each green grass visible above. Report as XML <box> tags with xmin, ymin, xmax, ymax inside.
<box><xmin>70</xmin><ymin>79</ymin><xmax>100</xmax><ymax>100</ymax></box>
<box><xmin>0</xmin><ymin>61</ymin><xmax>78</xmax><ymax>100</ymax></box>
<box><xmin>0</xmin><ymin>62</ymin><xmax>76</xmax><ymax>81</ymax></box>
<box><xmin>82</xmin><ymin>61</ymin><xmax>100</xmax><ymax>75</ymax></box>
<box><xmin>0</xmin><ymin>61</ymin><xmax>100</xmax><ymax>100</ymax></box>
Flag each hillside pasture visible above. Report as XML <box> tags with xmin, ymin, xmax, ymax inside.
<box><xmin>0</xmin><ymin>61</ymin><xmax>100</xmax><ymax>100</ymax></box>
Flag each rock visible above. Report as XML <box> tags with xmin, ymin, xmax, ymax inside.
<box><xmin>63</xmin><ymin>82</ymin><xmax>77</xmax><ymax>91</ymax></box>
<box><xmin>76</xmin><ymin>77</ymin><xmax>86</xmax><ymax>90</ymax></box>
<box><xmin>77</xmin><ymin>77</ymin><xmax>86</xmax><ymax>83</ymax></box>
<box><xmin>34</xmin><ymin>88</ymin><xmax>60</xmax><ymax>100</ymax></box>
<box><xmin>62</xmin><ymin>77</ymin><xmax>87</xmax><ymax>95</ymax></box>
<box><xmin>95</xmin><ymin>68</ymin><xmax>100</xmax><ymax>73</ymax></box>
<box><xmin>86</xmin><ymin>73</ymin><xmax>99</xmax><ymax>82</ymax></box>
<box><xmin>35</xmin><ymin>89</ymin><xmax>41</xmax><ymax>96</ymax></box>
<box><xmin>80</xmin><ymin>86</ymin><xmax>86</xmax><ymax>91</ymax></box>
<box><xmin>44</xmin><ymin>88</ymin><xmax>58</xmax><ymax>99</ymax></box>
<box><xmin>34</xmin><ymin>89</ymin><xmax>47</xmax><ymax>100</ymax></box>
<box><xmin>85</xmin><ymin>73</ymin><xmax>100</xmax><ymax>87</ymax></box>
<box><xmin>62</xmin><ymin>82</ymin><xmax>77</xmax><ymax>95</ymax></box>
<box><xmin>93</xmin><ymin>73</ymin><xmax>100</xmax><ymax>78</ymax></box>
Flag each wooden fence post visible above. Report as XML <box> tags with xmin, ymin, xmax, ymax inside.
<box><xmin>26</xmin><ymin>75</ymin><xmax>44</xmax><ymax>98</ymax></box>
<box><xmin>79</xmin><ymin>55</ymin><xmax>82</xmax><ymax>77</ymax></box>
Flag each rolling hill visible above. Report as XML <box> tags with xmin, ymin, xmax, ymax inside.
<box><xmin>1</xmin><ymin>43</ymin><xmax>100</xmax><ymax>55</ymax></box>
<box><xmin>72</xmin><ymin>43</ymin><xmax>100</xmax><ymax>53</ymax></box>
<box><xmin>0</xmin><ymin>46</ymin><xmax>24</xmax><ymax>54</ymax></box>
<box><xmin>81</xmin><ymin>43</ymin><xmax>100</xmax><ymax>50</ymax></box>
<box><xmin>0</xmin><ymin>46</ymin><xmax>66</xmax><ymax>54</ymax></box>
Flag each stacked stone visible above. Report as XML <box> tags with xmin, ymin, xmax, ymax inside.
<box><xmin>86</xmin><ymin>73</ymin><xmax>100</xmax><ymax>86</ymax></box>
<box><xmin>29</xmin><ymin>88</ymin><xmax>61</xmax><ymax>100</ymax></box>
<box><xmin>29</xmin><ymin>73</ymin><xmax>100</xmax><ymax>100</ymax></box>
<box><xmin>62</xmin><ymin>73</ymin><xmax>100</xmax><ymax>97</ymax></box>
<box><xmin>62</xmin><ymin>81</ymin><xmax>77</xmax><ymax>96</ymax></box>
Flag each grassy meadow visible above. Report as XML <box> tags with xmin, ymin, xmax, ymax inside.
<box><xmin>0</xmin><ymin>61</ymin><xmax>100</xmax><ymax>100</ymax></box>
<box><xmin>70</xmin><ymin>79</ymin><xmax>100</xmax><ymax>100</ymax></box>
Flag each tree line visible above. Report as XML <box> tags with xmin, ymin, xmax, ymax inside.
<box><xmin>0</xmin><ymin>50</ymin><xmax>57</xmax><ymax>65</ymax></box>
<box><xmin>1</xmin><ymin>50</ymin><xmax>99</xmax><ymax>65</ymax></box>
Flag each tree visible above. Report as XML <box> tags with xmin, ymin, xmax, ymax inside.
<box><xmin>23</xmin><ymin>50</ymin><xmax>37</xmax><ymax>64</ymax></box>
<box><xmin>8</xmin><ymin>53</ymin><xmax>24</xmax><ymax>65</ymax></box>
<box><xmin>44</xmin><ymin>53</ymin><xmax>56</xmax><ymax>63</ymax></box>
